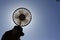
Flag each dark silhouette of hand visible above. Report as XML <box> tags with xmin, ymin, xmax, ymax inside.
<box><xmin>1</xmin><ymin>25</ymin><xmax>24</xmax><ymax>40</ymax></box>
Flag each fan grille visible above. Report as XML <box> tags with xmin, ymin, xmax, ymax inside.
<box><xmin>12</xmin><ymin>8</ymin><xmax>32</xmax><ymax>27</ymax></box>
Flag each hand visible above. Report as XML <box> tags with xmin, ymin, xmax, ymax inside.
<box><xmin>1</xmin><ymin>25</ymin><xmax>24</xmax><ymax>40</ymax></box>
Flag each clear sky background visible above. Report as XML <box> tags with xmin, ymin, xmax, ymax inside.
<box><xmin>0</xmin><ymin>0</ymin><xmax>60</xmax><ymax>40</ymax></box>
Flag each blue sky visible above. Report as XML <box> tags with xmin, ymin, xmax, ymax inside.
<box><xmin>0</xmin><ymin>0</ymin><xmax>60</xmax><ymax>40</ymax></box>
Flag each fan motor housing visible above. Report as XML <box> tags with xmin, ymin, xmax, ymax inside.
<box><xmin>19</xmin><ymin>14</ymin><xmax>26</xmax><ymax>21</ymax></box>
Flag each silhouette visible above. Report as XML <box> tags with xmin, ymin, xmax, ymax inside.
<box><xmin>1</xmin><ymin>25</ymin><xmax>24</xmax><ymax>40</ymax></box>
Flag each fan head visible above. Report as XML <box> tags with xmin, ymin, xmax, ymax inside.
<box><xmin>12</xmin><ymin>8</ymin><xmax>32</xmax><ymax>27</ymax></box>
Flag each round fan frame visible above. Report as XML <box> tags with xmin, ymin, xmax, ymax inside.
<box><xmin>12</xmin><ymin>8</ymin><xmax>32</xmax><ymax>27</ymax></box>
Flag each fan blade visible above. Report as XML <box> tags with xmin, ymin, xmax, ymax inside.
<box><xmin>14</xmin><ymin>15</ymin><xmax>19</xmax><ymax>19</ymax></box>
<box><xmin>23</xmin><ymin>19</ymin><xmax>29</xmax><ymax>24</ymax></box>
<box><xmin>25</xmin><ymin>12</ymin><xmax>30</xmax><ymax>17</ymax></box>
<box><xmin>19</xmin><ymin>10</ymin><xmax>23</xmax><ymax>14</ymax></box>
<box><xmin>16</xmin><ymin>19</ymin><xmax>21</xmax><ymax>25</ymax></box>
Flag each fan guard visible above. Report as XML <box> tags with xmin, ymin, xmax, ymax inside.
<box><xmin>12</xmin><ymin>8</ymin><xmax>32</xmax><ymax>27</ymax></box>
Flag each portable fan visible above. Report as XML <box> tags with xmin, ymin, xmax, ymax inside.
<box><xmin>12</xmin><ymin>8</ymin><xmax>32</xmax><ymax>27</ymax></box>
